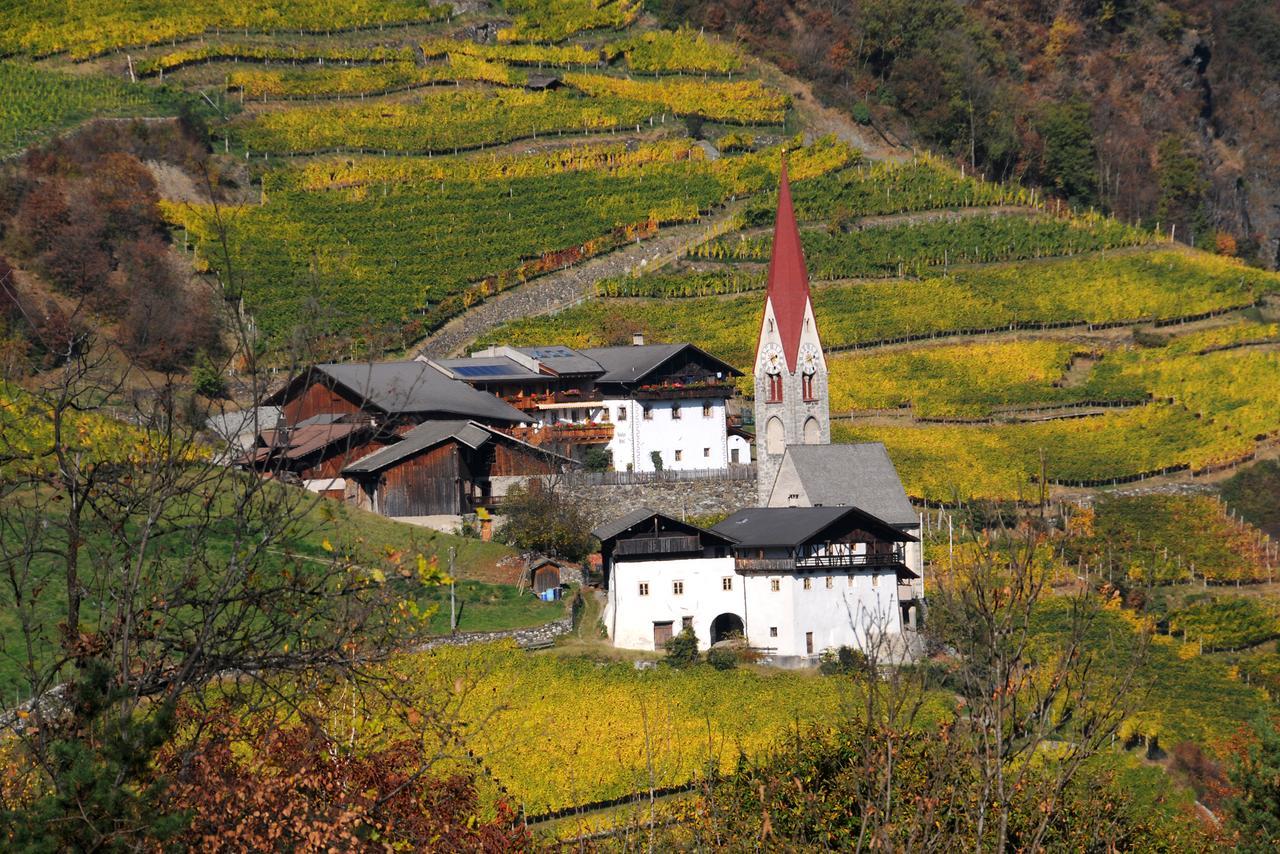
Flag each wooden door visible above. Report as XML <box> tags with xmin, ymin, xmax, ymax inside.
<box><xmin>533</xmin><ymin>565</ymin><xmax>560</xmax><ymax>594</ymax></box>
<box><xmin>653</xmin><ymin>621</ymin><xmax>674</xmax><ymax>647</ymax></box>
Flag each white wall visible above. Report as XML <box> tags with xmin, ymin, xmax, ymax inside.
<box><xmin>606</xmin><ymin>555</ymin><xmax>741</xmax><ymax>651</ymax></box>
<box><xmin>727</xmin><ymin>434</ymin><xmax>751</xmax><ymax>466</ymax></box>
<box><xmin>605</xmin><ymin>398</ymin><xmax>730</xmax><ymax>473</ymax></box>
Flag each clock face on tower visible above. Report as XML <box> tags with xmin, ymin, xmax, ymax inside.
<box><xmin>760</xmin><ymin>342</ymin><xmax>783</xmax><ymax>374</ymax></box>
<box><xmin>799</xmin><ymin>343</ymin><xmax>820</xmax><ymax>375</ymax></box>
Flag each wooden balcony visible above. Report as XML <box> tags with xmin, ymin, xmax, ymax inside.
<box><xmin>737</xmin><ymin>549</ymin><xmax>906</xmax><ymax>574</ymax></box>
<box><xmin>632</xmin><ymin>382</ymin><xmax>736</xmax><ymax>401</ymax></box>
<box><xmin>506</xmin><ymin>423</ymin><xmax>615</xmax><ymax>445</ymax></box>
<box><xmin>613</xmin><ymin>535</ymin><xmax>703</xmax><ymax>558</ymax></box>
<box><xmin>502</xmin><ymin>390</ymin><xmax>605</xmax><ymax>408</ymax></box>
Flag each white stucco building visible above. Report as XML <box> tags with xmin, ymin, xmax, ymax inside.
<box><xmin>595</xmin><ymin>507</ymin><xmax>918</xmax><ymax>663</ymax></box>
<box><xmin>427</xmin><ymin>341</ymin><xmax>747</xmax><ymax>472</ymax></box>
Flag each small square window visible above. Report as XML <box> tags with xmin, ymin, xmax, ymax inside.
<box><xmin>674</xmin><ymin>449</ymin><xmax>683</xmax><ymax>461</ymax></box>
<box><xmin>722</xmin><ymin>576</ymin><xmax>733</xmax><ymax>591</ymax></box>
<box><xmin>872</xmin><ymin>574</ymin><xmax>880</xmax><ymax>588</ymax></box>
<box><xmin>703</xmin><ymin>447</ymin><xmax>711</xmax><ymax>458</ymax></box>
<box><xmin>617</xmin><ymin>407</ymin><xmax>627</xmax><ymax>421</ymax></box>
<box><xmin>702</xmin><ymin>403</ymin><xmax>713</xmax><ymax>417</ymax></box>
<box><xmin>638</xmin><ymin>582</ymin><xmax>649</xmax><ymax>596</ymax></box>
<box><xmin>600</xmin><ymin>409</ymin><xmax>610</xmax><ymax>423</ymax></box>
<box><xmin>803</xmin><ymin>577</ymin><xmax>812</xmax><ymax>590</ymax></box>
<box><xmin>847</xmin><ymin>575</ymin><xmax>855</xmax><ymax>587</ymax></box>
<box><xmin>682</xmin><ymin>616</ymin><xmax>693</xmax><ymax>631</ymax></box>
<box><xmin>671</xmin><ymin>405</ymin><xmax>681</xmax><ymax>420</ymax></box>
<box><xmin>642</xmin><ymin>407</ymin><xmax>653</xmax><ymax>420</ymax></box>
<box><xmin>673</xmin><ymin>580</ymin><xmax>684</xmax><ymax>595</ymax></box>
<box><xmin>769</xmin><ymin>626</ymin><xmax>778</xmax><ymax>637</ymax></box>
<box><xmin>825</xmin><ymin>576</ymin><xmax>833</xmax><ymax>589</ymax></box>
<box><xmin>770</xmin><ymin>578</ymin><xmax>780</xmax><ymax>592</ymax></box>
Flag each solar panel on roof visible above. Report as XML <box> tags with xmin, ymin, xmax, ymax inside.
<box><xmin>452</xmin><ymin>365</ymin><xmax>511</xmax><ymax>377</ymax></box>
<box><xmin>530</xmin><ymin>347</ymin><xmax>577</xmax><ymax>358</ymax></box>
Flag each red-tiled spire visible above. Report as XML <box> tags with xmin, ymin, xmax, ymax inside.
<box><xmin>765</xmin><ymin>156</ymin><xmax>812</xmax><ymax>372</ymax></box>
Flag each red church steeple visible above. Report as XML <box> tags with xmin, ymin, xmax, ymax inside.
<box><xmin>764</xmin><ymin>157</ymin><xmax>813</xmax><ymax>372</ymax></box>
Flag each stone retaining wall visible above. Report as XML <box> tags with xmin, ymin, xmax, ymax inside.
<box><xmin>417</xmin><ymin>613</ymin><xmax>576</xmax><ymax>651</ymax></box>
<box><xmin>564</xmin><ymin>478</ymin><xmax>758</xmax><ymax>528</ymax></box>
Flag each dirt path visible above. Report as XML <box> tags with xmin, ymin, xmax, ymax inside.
<box><xmin>414</xmin><ymin>201</ymin><xmax>747</xmax><ymax>358</ymax></box>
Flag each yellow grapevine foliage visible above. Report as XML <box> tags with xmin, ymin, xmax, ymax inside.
<box><xmin>230</xmin><ymin>88</ymin><xmax>656</xmax><ymax>153</ymax></box>
<box><xmin>827</xmin><ymin>340</ymin><xmax>1082</xmax><ymax>418</ymax></box>
<box><xmin>421</xmin><ymin>37</ymin><xmax>607</xmax><ymax>67</ymax></box>
<box><xmin>279</xmin><ymin>139</ymin><xmax>707</xmax><ymax>192</ymax></box>
<box><xmin>833</xmin><ymin>404</ymin><xmax>1248</xmax><ymax>503</ymax></box>
<box><xmin>227</xmin><ymin>55</ymin><xmax>526</xmax><ymax>99</ymax></box>
<box><xmin>353</xmin><ymin>642</ymin><xmax>951</xmax><ymax>815</ymax></box>
<box><xmin>0</xmin><ymin>0</ymin><xmax>449</xmax><ymax>60</ymax></box>
<box><xmin>135</xmin><ymin>43</ymin><xmax>414</xmax><ymax>77</ymax></box>
<box><xmin>497</xmin><ymin>0</ymin><xmax>642</xmax><ymax>44</ymax></box>
<box><xmin>619</xmin><ymin>27</ymin><xmax>744</xmax><ymax>74</ymax></box>
<box><xmin>563</xmin><ymin>72</ymin><xmax>788</xmax><ymax>125</ymax></box>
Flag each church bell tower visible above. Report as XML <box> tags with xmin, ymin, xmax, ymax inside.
<box><xmin>754</xmin><ymin>157</ymin><xmax>830</xmax><ymax>504</ymax></box>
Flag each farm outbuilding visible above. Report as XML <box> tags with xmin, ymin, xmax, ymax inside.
<box><xmin>343</xmin><ymin>420</ymin><xmax>576</xmax><ymax>518</ymax></box>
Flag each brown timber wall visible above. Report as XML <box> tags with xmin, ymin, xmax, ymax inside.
<box><xmin>377</xmin><ymin>443</ymin><xmax>464</xmax><ymax>516</ymax></box>
<box><xmin>282</xmin><ymin>381</ymin><xmax>362</xmax><ymax>424</ymax></box>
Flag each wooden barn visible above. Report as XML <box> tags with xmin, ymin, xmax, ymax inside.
<box><xmin>265</xmin><ymin>361</ymin><xmax>530</xmax><ymax>431</ymax></box>
<box><xmin>343</xmin><ymin>420</ymin><xmax>576</xmax><ymax>518</ymax></box>
<box><xmin>241</xmin><ymin>414</ymin><xmax>395</xmax><ymax>497</ymax></box>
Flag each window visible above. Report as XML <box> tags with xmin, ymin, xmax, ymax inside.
<box><xmin>872</xmin><ymin>574</ymin><xmax>880</xmax><ymax>588</ymax></box>
<box><xmin>617</xmin><ymin>406</ymin><xmax>627</xmax><ymax>421</ymax></box>
<box><xmin>848</xmin><ymin>575</ymin><xmax>855</xmax><ymax>587</ymax></box>
<box><xmin>673</xmin><ymin>580</ymin><xmax>684</xmax><ymax>595</ymax></box>
<box><xmin>769</xmin><ymin>626</ymin><xmax>778</xmax><ymax>637</ymax></box>
<box><xmin>671</xmin><ymin>404</ymin><xmax>681</xmax><ymax>420</ymax></box>
<box><xmin>770</xmin><ymin>578</ymin><xmax>781</xmax><ymax>592</ymax></box>
<box><xmin>731</xmin><ymin>448</ymin><xmax>740</xmax><ymax>464</ymax></box>
<box><xmin>674</xmin><ymin>449</ymin><xmax>683</xmax><ymax>462</ymax></box>
<box><xmin>642</xmin><ymin>406</ymin><xmax>653</xmax><ymax>420</ymax></box>
<box><xmin>805</xmin><ymin>632</ymin><xmax>814</xmax><ymax>655</ymax></box>
<box><xmin>638</xmin><ymin>582</ymin><xmax>649</xmax><ymax>596</ymax></box>
<box><xmin>703</xmin><ymin>447</ymin><xmax>711</xmax><ymax>458</ymax></box>
<box><xmin>802</xmin><ymin>373</ymin><xmax>817</xmax><ymax>401</ymax></box>
<box><xmin>825</xmin><ymin>576</ymin><xmax>833</xmax><ymax>589</ymax></box>
<box><xmin>766</xmin><ymin>373</ymin><xmax>783</xmax><ymax>403</ymax></box>
<box><xmin>722</xmin><ymin>576</ymin><xmax>733</xmax><ymax>591</ymax></box>
<box><xmin>682</xmin><ymin>616</ymin><xmax>693</xmax><ymax>631</ymax></box>
<box><xmin>600</xmin><ymin>408</ymin><xmax>610</xmax><ymax>423</ymax></box>
<box><xmin>803</xmin><ymin>577</ymin><xmax>812</xmax><ymax>590</ymax></box>
<box><xmin>702</xmin><ymin>402</ymin><xmax>713</xmax><ymax>417</ymax></box>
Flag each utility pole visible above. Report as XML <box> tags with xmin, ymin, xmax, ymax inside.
<box><xmin>449</xmin><ymin>546</ymin><xmax>457</xmax><ymax>634</ymax></box>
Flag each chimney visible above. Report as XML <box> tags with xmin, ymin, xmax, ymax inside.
<box><xmin>632</xmin><ymin>332</ymin><xmax>645</xmax><ymax>346</ymax></box>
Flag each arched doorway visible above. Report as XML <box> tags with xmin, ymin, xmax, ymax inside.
<box><xmin>710</xmin><ymin>612</ymin><xmax>745</xmax><ymax>645</ymax></box>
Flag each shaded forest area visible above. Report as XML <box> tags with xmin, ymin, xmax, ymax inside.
<box><xmin>655</xmin><ymin>0</ymin><xmax>1280</xmax><ymax>268</ymax></box>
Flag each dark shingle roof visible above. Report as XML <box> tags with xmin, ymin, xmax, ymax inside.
<box><xmin>579</xmin><ymin>343</ymin><xmax>740</xmax><ymax>384</ymax></box>
<box><xmin>712</xmin><ymin>506</ymin><xmax>913</xmax><ymax>547</ymax></box>
<box><xmin>782</xmin><ymin>444</ymin><xmax>917</xmax><ymax>525</ymax></box>
<box><xmin>591</xmin><ymin>508</ymin><xmax>735</xmax><ymax>544</ymax></box>
<box><xmin>342</xmin><ymin>420</ymin><xmax>490</xmax><ymax>474</ymax></box>
<box><xmin>308</xmin><ymin>362</ymin><xmax>529</xmax><ymax>423</ymax></box>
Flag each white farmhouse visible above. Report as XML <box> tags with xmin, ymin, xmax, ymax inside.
<box><xmin>428</xmin><ymin>340</ymin><xmax>749</xmax><ymax>472</ymax></box>
<box><xmin>595</xmin><ymin>506</ymin><xmax>919</xmax><ymax>664</ymax></box>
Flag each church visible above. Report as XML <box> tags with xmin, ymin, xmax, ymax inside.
<box><xmin>593</xmin><ymin>160</ymin><xmax>924</xmax><ymax>663</ymax></box>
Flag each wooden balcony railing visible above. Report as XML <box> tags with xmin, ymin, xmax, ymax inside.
<box><xmin>506</xmin><ymin>423</ymin><xmax>615</xmax><ymax>445</ymax></box>
<box><xmin>614</xmin><ymin>535</ymin><xmax>703</xmax><ymax>557</ymax></box>
<box><xmin>737</xmin><ymin>550</ymin><xmax>906</xmax><ymax>573</ymax></box>
<box><xmin>632</xmin><ymin>383</ymin><xmax>736</xmax><ymax>401</ymax></box>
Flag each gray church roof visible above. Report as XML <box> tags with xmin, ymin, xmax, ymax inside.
<box><xmin>782</xmin><ymin>443</ymin><xmax>917</xmax><ymax>526</ymax></box>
